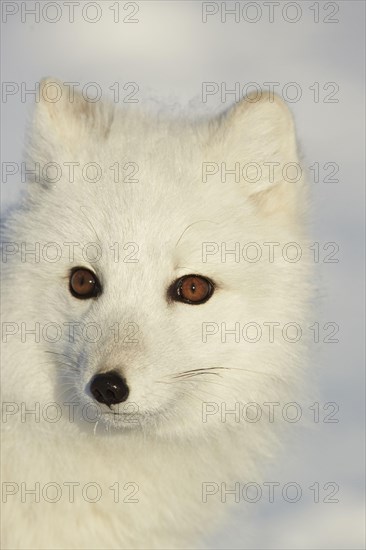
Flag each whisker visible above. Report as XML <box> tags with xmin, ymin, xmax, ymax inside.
<box><xmin>44</xmin><ymin>351</ymin><xmax>78</xmax><ymax>364</ymax></box>
<box><xmin>80</xmin><ymin>206</ymin><xmax>101</xmax><ymax>243</ymax></box>
<box><xmin>162</xmin><ymin>367</ymin><xmax>226</xmax><ymax>380</ymax></box>
<box><xmin>93</xmin><ymin>420</ymin><xmax>99</xmax><ymax>436</ymax></box>
<box><xmin>162</xmin><ymin>365</ymin><xmax>283</xmax><ymax>383</ymax></box>
<box><xmin>175</xmin><ymin>219</ymin><xmax>219</xmax><ymax>248</ymax></box>
<box><xmin>170</xmin><ymin>371</ymin><xmax>223</xmax><ymax>380</ymax></box>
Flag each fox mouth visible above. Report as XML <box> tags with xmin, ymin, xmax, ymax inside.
<box><xmin>89</xmin><ymin>399</ymin><xmax>166</xmax><ymax>431</ymax></box>
<box><xmin>98</xmin><ymin>409</ymin><xmax>143</xmax><ymax>429</ymax></box>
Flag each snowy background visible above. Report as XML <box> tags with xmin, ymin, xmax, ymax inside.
<box><xmin>1</xmin><ymin>1</ymin><xmax>365</xmax><ymax>548</ymax></box>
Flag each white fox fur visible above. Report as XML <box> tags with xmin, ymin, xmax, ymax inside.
<box><xmin>1</xmin><ymin>79</ymin><xmax>310</xmax><ymax>549</ymax></box>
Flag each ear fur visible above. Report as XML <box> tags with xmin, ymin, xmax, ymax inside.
<box><xmin>210</xmin><ymin>92</ymin><xmax>305</xmax><ymax>218</ymax></box>
<box><xmin>27</xmin><ymin>77</ymin><xmax>114</xmax><ymax>167</ymax></box>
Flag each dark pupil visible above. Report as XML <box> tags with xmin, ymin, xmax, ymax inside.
<box><xmin>75</xmin><ymin>272</ymin><xmax>93</xmax><ymax>292</ymax></box>
<box><xmin>190</xmin><ymin>283</ymin><xmax>196</xmax><ymax>293</ymax></box>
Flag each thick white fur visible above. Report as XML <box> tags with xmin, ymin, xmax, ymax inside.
<box><xmin>1</xmin><ymin>80</ymin><xmax>310</xmax><ymax>549</ymax></box>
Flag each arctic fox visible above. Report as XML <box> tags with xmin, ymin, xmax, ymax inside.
<box><xmin>1</xmin><ymin>79</ymin><xmax>310</xmax><ymax>549</ymax></box>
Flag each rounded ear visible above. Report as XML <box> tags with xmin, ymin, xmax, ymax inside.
<box><xmin>27</xmin><ymin>77</ymin><xmax>114</xmax><ymax>167</ymax></box>
<box><xmin>207</xmin><ymin>92</ymin><xmax>306</xmax><ymax>218</ymax></box>
<box><xmin>228</xmin><ymin>91</ymin><xmax>296</xmax><ymax>144</ymax></box>
<box><xmin>222</xmin><ymin>92</ymin><xmax>299</xmax><ymax>189</ymax></box>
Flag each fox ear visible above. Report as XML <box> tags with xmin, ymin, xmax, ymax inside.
<box><xmin>27</xmin><ymin>77</ymin><xmax>114</xmax><ymax>165</ymax></box>
<box><xmin>215</xmin><ymin>92</ymin><xmax>305</xmax><ymax>216</ymax></box>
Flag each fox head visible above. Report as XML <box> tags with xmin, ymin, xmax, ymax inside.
<box><xmin>2</xmin><ymin>79</ymin><xmax>310</xmax><ymax>440</ymax></box>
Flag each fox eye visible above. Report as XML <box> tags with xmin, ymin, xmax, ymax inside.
<box><xmin>169</xmin><ymin>275</ymin><xmax>214</xmax><ymax>305</ymax></box>
<box><xmin>69</xmin><ymin>268</ymin><xmax>101</xmax><ymax>299</ymax></box>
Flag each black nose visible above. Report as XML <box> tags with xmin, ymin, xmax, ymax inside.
<box><xmin>90</xmin><ymin>371</ymin><xmax>129</xmax><ymax>406</ymax></box>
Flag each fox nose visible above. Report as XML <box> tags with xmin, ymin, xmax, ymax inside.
<box><xmin>90</xmin><ymin>371</ymin><xmax>129</xmax><ymax>406</ymax></box>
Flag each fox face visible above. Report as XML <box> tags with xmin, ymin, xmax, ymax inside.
<box><xmin>2</xmin><ymin>79</ymin><xmax>309</xmax><ymax>439</ymax></box>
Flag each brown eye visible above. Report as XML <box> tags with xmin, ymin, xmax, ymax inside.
<box><xmin>69</xmin><ymin>268</ymin><xmax>101</xmax><ymax>299</ymax></box>
<box><xmin>170</xmin><ymin>275</ymin><xmax>214</xmax><ymax>305</ymax></box>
